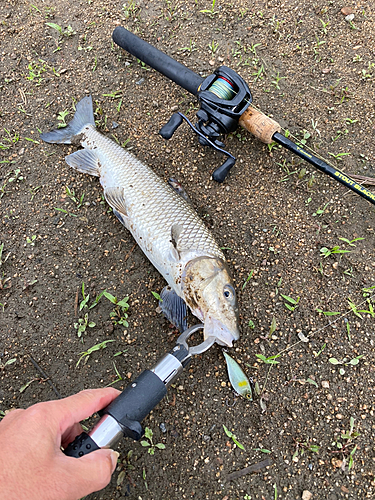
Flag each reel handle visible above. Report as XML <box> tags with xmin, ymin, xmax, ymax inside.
<box><xmin>212</xmin><ymin>157</ymin><xmax>236</xmax><ymax>183</ymax></box>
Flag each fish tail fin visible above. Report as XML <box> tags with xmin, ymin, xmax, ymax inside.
<box><xmin>40</xmin><ymin>96</ymin><xmax>95</xmax><ymax>144</ymax></box>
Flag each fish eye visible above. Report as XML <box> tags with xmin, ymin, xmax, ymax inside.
<box><xmin>223</xmin><ymin>284</ymin><xmax>235</xmax><ymax>300</ymax></box>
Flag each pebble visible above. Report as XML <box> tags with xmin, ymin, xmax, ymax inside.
<box><xmin>136</xmin><ymin>78</ymin><xmax>145</xmax><ymax>85</ymax></box>
<box><xmin>341</xmin><ymin>7</ymin><xmax>353</xmax><ymax>15</ymax></box>
<box><xmin>209</xmin><ymin>60</ymin><xmax>215</xmax><ymax>66</ymax></box>
<box><xmin>321</xmin><ymin>380</ymin><xmax>330</xmax><ymax>388</ymax></box>
<box><xmin>302</xmin><ymin>491</ymin><xmax>313</xmax><ymax>500</ymax></box>
<box><xmin>159</xmin><ymin>422</ymin><xmax>167</xmax><ymax>433</ymax></box>
<box><xmin>345</xmin><ymin>14</ymin><xmax>355</xmax><ymax>22</ymax></box>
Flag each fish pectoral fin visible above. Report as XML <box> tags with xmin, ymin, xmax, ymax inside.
<box><xmin>65</xmin><ymin>149</ymin><xmax>100</xmax><ymax>177</ymax></box>
<box><xmin>104</xmin><ymin>187</ymin><xmax>129</xmax><ymax>219</ymax></box>
<box><xmin>159</xmin><ymin>286</ymin><xmax>188</xmax><ymax>333</ymax></box>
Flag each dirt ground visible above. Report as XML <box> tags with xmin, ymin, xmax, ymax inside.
<box><xmin>1</xmin><ymin>1</ymin><xmax>375</xmax><ymax>499</ymax></box>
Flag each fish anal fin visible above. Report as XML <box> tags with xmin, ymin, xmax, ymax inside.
<box><xmin>65</xmin><ymin>149</ymin><xmax>100</xmax><ymax>177</ymax></box>
<box><xmin>159</xmin><ymin>286</ymin><xmax>188</xmax><ymax>332</ymax></box>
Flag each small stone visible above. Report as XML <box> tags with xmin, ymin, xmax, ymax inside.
<box><xmin>170</xmin><ymin>105</ymin><xmax>178</xmax><ymax>112</ymax></box>
<box><xmin>135</xmin><ymin>77</ymin><xmax>145</xmax><ymax>85</ymax></box>
<box><xmin>302</xmin><ymin>491</ymin><xmax>313</xmax><ymax>500</ymax></box>
<box><xmin>321</xmin><ymin>380</ymin><xmax>330</xmax><ymax>388</ymax></box>
<box><xmin>336</xmin><ymin>413</ymin><xmax>343</xmax><ymax>419</ymax></box>
<box><xmin>111</xmin><ymin>121</ymin><xmax>119</xmax><ymax>129</ymax></box>
<box><xmin>208</xmin><ymin>60</ymin><xmax>215</xmax><ymax>66</ymax></box>
<box><xmin>332</xmin><ymin>262</ymin><xmax>339</xmax><ymax>269</ymax></box>
<box><xmin>332</xmin><ymin>457</ymin><xmax>343</xmax><ymax>468</ymax></box>
<box><xmin>159</xmin><ymin>422</ymin><xmax>167</xmax><ymax>433</ymax></box>
<box><xmin>341</xmin><ymin>7</ymin><xmax>353</xmax><ymax>15</ymax></box>
<box><xmin>345</xmin><ymin>13</ymin><xmax>355</xmax><ymax>22</ymax></box>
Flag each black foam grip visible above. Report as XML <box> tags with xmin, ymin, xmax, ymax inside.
<box><xmin>104</xmin><ymin>370</ymin><xmax>167</xmax><ymax>426</ymax></box>
<box><xmin>112</xmin><ymin>27</ymin><xmax>203</xmax><ymax>96</ymax></box>
<box><xmin>63</xmin><ymin>432</ymin><xmax>100</xmax><ymax>458</ymax></box>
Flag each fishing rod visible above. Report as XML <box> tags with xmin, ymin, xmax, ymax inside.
<box><xmin>112</xmin><ymin>27</ymin><xmax>375</xmax><ymax>206</ymax></box>
<box><xmin>64</xmin><ymin>325</ymin><xmax>215</xmax><ymax>457</ymax></box>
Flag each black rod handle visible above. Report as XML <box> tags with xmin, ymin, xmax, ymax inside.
<box><xmin>273</xmin><ymin>132</ymin><xmax>375</xmax><ymax>206</ymax></box>
<box><xmin>112</xmin><ymin>27</ymin><xmax>204</xmax><ymax>96</ymax></box>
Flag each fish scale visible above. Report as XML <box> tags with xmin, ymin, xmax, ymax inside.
<box><xmin>40</xmin><ymin>95</ymin><xmax>240</xmax><ymax>347</ymax></box>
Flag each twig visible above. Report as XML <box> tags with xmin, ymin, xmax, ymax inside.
<box><xmin>123</xmin><ymin>243</ymin><xmax>137</xmax><ymax>263</ymax></box>
<box><xmin>74</xmin><ymin>287</ymin><xmax>79</xmax><ymax>317</ymax></box>
<box><xmin>226</xmin><ymin>458</ymin><xmax>273</xmax><ymax>481</ymax></box>
<box><xmin>28</xmin><ymin>355</ymin><xmax>62</xmax><ymax>399</ymax></box>
<box><xmin>346</xmin><ymin>174</ymin><xmax>375</xmax><ymax>186</ymax></box>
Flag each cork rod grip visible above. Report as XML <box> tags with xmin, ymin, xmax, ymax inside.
<box><xmin>239</xmin><ymin>106</ymin><xmax>281</xmax><ymax>144</ymax></box>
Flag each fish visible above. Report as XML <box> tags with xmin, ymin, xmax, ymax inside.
<box><xmin>223</xmin><ymin>351</ymin><xmax>252</xmax><ymax>400</ymax></box>
<box><xmin>40</xmin><ymin>95</ymin><xmax>240</xmax><ymax>347</ymax></box>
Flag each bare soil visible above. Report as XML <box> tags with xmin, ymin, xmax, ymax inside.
<box><xmin>1</xmin><ymin>1</ymin><xmax>375</xmax><ymax>499</ymax></box>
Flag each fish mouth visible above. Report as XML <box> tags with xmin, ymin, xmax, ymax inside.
<box><xmin>203</xmin><ymin>316</ymin><xmax>240</xmax><ymax>348</ymax></box>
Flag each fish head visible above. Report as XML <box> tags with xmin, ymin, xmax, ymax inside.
<box><xmin>182</xmin><ymin>256</ymin><xmax>240</xmax><ymax>347</ymax></box>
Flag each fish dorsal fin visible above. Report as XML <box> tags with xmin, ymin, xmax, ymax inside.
<box><xmin>65</xmin><ymin>149</ymin><xmax>100</xmax><ymax>177</ymax></box>
<box><xmin>104</xmin><ymin>187</ymin><xmax>129</xmax><ymax>219</ymax></box>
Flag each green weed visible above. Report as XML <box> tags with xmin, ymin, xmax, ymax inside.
<box><xmin>329</xmin><ymin>354</ymin><xmax>364</xmax><ymax>375</ymax></box>
<box><xmin>200</xmin><ymin>0</ymin><xmax>218</xmax><ymax>17</ymax></box>
<box><xmin>103</xmin><ymin>292</ymin><xmax>129</xmax><ymax>327</ymax></box>
<box><xmin>76</xmin><ymin>339</ymin><xmax>115</xmax><ymax>367</ymax></box>
<box><xmin>255</xmin><ymin>353</ymin><xmax>281</xmax><ymax>365</ymax></box>
<box><xmin>280</xmin><ymin>294</ymin><xmax>300</xmax><ymax>312</ymax></box>
<box><xmin>140</xmin><ymin>427</ymin><xmax>166</xmax><ymax>455</ymax></box>
<box><xmin>223</xmin><ymin>425</ymin><xmax>245</xmax><ymax>450</ymax></box>
<box><xmin>331</xmin><ymin>417</ymin><xmax>360</xmax><ymax>470</ymax></box>
<box><xmin>74</xmin><ymin>313</ymin><xmax>96</xmax><ymax>338</ymax></box>
<box><xmin>292</xmin><ymin>438</ymin><xmax>320</xmax><ymax>462</ymax></box>
<box><xmin>320</xmin><ymin>246</ymin><xmax>350</xmax><ymax>258</ymax></box>
<box><xmin>0</xmin><ymin>357</ymin><xmax>16</xmax><ymax>370</ymax></box>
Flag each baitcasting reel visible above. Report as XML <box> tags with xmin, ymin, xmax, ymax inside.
<box><xmin>159</xmin><ymin>66</ymin><xmax>252</xmax><ymax>182</ymax></box>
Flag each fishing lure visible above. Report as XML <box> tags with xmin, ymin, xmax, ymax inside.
<box><xmin>223</xmin><ymin>351</ymin><xmax>253</xmax><ymax>401</ymax></box>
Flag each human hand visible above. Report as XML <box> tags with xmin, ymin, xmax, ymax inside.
<box><xmin>0</xmin><ymin>388</ymin><xmax>120</xmax><ymax>500</ymax></box>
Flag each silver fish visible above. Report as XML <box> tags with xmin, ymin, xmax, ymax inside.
<box><xmin>40</xmin><ymin>96</ymin><xmax>240</xmax><ymax>346</ymax></box>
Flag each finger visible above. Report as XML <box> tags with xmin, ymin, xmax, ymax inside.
<box><xmin>60</xmin><ymin>448</ymin><xmax>119</xmax><ymax>498</ymax></box>
<box><xmin>46</xmin><ymin>388</ymin><xmax>120</xmax><ymax>433</ymax></box>
<box><xmin>61</xmin><ymin>422</ymin><xmax>83</xmax><ymax>449</ymax></box>
<box><xmin>1</xmin><ymin>408</ymin><xmax>24</xmax><ymax>425</ymax></box>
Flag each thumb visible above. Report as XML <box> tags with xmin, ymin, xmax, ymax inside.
<box><xmin>64</xmin><ymin>449</ymin><xmax>119</xmax><ymax>498</ymax></box>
